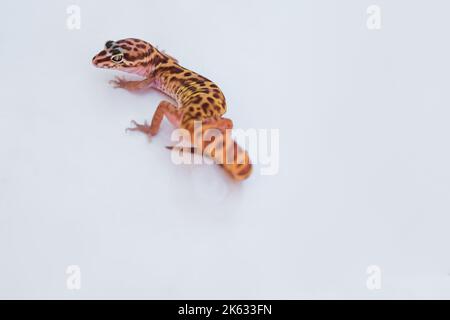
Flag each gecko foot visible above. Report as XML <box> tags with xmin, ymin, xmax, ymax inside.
<box><xmin>109</xmin><ymin>76</ymin><xmax>127</xmax><ymax>89</ymax></box>
<box><xmin>126</xmin><ymin>120</ymin><xmax>154</xmax><ymax>139</ymax></box>
<box><xmin>109</xmin><ymin>76</ymin><xmax>142</xmax><ymax>91</ymax></box>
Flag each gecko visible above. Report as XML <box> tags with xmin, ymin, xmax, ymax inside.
<box><xmin>92</xmin><ymin>38</ymin><xmax>252</xmax><ymax>180</ymax></box>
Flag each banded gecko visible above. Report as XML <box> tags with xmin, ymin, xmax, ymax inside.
<box><xmin>92</xmin><ymin>38</ymin><xmax>252</xmax><ymax>180</ymax></box>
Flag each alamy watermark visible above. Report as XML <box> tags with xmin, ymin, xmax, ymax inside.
<box><xmin>167</xmin><ymin>121</ymin><xmax>279</xmax><ymax>176</ymax></box>
<box><xmin>367</xmin><ymin>5</ymin><xmax>382</xmax><ymax>30</ymax></box>
<box><xmin>66</xmin><ymin>5</ymin><xmax>81</xmax><ymax>30</ymax></box>
<box><xmin>66</xmin><ymin>265</ymin><xmax>81</xmax><ymax>290</ymax></box>
<box><xmin>366</xmin><ymin>265</ymin><xmax>382</xmax><ymax>290</ymax></box>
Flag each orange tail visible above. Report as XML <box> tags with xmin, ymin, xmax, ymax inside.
<box><xmin>168</xmin><ymin>124</ymin><xmax>252</xmax><ymax>181</ymax></box>
<box><xmin>207</xmin><ymin>137</ymin><xmax>253</xmax><ymax>181</ymax></box>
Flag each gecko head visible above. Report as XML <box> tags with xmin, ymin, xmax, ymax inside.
<box><xmin>92</xmin><ymin>39</ymin><xmax>154</xmax><ymax>74</ymax></box>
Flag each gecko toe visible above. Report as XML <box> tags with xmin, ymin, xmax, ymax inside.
<box><xmin>125</xmin><ymin>120</ymin><xmax>152</xmax><ymax>138</ymax></box>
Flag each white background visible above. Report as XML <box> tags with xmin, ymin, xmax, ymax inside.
<box><xmin>1</xmin><ymin>0</ymin><xmax>450</xmax><ymax>299</ymax></box>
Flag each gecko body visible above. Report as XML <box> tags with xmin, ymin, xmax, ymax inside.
<box><xmin>92</xmin><ymin>39</ymin><xmax>252</xmax><ymax>180</ymax></box>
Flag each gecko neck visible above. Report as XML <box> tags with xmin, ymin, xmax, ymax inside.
<box><xmin>123</xmin><ymin>66</ymin><xmax>152</xmax><ymax>77</ymax></box>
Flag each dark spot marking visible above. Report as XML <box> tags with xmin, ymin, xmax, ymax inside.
<box><xmin>169</xmin><ymin>66</ymin><xmax>184</xmax><ymax>74</ymax></box>
<box><xmin>237</xmin><ymin>164</ymin><xmax>252</xmax><ymax>176</ymax></box>
<box><xmin>150</xmin><ymin>54</ymin><xmax>169</xmax><ymax>66</ymax></box>
<box><xmin>111</xmin><ymin>49</ymin><xmax>122</xmax><ymax>55</ymax></box>
<box><xmin>95</xmin><ymin>56</ymin><xmax>112</xmax><ymax>64</ymax></box>
<box><xmin>189</xmin><ymin>96</ymin><xmax>203</xmax><ymax>104</ymax></box>
<box><xmin>158</xmin><ymin>66</ymin><xmax>183</xmax><ymax>74</ymax></box>
<box><xmin>205</xmin><ymin>135</ymin><xmax>216</xmax><ymax>148</ymax></box>
<box><xmin>117</xmin><ymin>40</ymin><xmax>135</xmax><ymax>46</ymax></box>
<box><xmin>105</xmin><ymin>41</ymin><xmax>114</xmax><ymax>49</ymax></box>
<box><xmin>201</xmin><ymin>103</ymin><xmax>210</xmax><ymax>114</ymax></box>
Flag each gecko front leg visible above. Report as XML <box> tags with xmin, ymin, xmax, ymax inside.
<box><xmin>109</xmin><ymin>76</ymin><xmax>154</xmax><ymax>92</ymax></box>
<box><xmin>126</xmin><ymin>100</ymin><xmax>181</xmax><ymax>138</ymax></box>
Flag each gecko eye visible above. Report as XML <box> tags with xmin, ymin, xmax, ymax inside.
<box><xmin>111</xmin><ymin>53</ymin><xmax>124</xmax><ymax>63</ymax></box>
